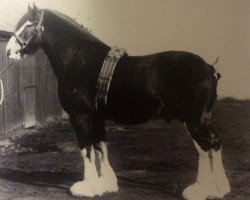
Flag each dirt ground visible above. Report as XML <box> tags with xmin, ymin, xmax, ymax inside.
<box><xmin>0</xmin><ymin>98</ymin><xmax>249</xmax><ymax>200</ymax></box>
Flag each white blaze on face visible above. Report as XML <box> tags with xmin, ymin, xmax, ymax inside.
<box><xmin>6</xmin><ymin>21</ymin><xmax>32</xmax><ymax>60</ymax></box>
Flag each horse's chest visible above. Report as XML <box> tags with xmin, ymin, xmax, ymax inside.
<box><xmin>58</xmin><ymin>83</ymin><xmax>94</xmax><ymax>114</ymax></box>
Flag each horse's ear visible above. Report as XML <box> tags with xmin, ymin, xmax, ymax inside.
<box><xmin>28</xmin><ymin>2</ymin><xmax>39</xmax><ymax>13</ymax></box>
<box><xmin>28</xmin><ymin>2</ymin><xmax>32</xmax><ymax>12</ymax></box>
<box><xmin>33</xmin><ymin>2</ymin><xmax>39</xmax><ymax>12</ymax></box>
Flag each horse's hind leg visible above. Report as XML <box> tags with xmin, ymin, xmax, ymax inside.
<box><xmin>182</xmin><ymin>117</ymin><xmax>230</xmax><ymax>200</ymax></box>
<box><xmin>69</xmin><ymin>114</ymin><xmax>105</xmax><ymax>197</ymax></box>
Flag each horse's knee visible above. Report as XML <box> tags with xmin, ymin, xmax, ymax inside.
<box><xmin>186</xmin><ymin>122</ymin><xmax>221</xmax><ymax>151</ymax></box>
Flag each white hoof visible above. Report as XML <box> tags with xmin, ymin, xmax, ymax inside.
<box><xmin>216</xmin><ymin>180</ymin><xmax>231</xmax><ymax>197</ymax></box>
<box><xmin>105</xmin><ymin>179</ymin><xmax>119</xmax><ymax>193</ymax></box>
<box><xmin>81</xmin><ymin>147</ymin><xmax>106</xmax><ymax>196</ymax></box>
<box><xmin>87</xmin><ymin>176</ymin><xmax>106</xmax><ymax>196</ymax></box>
<box><xmin>97</xmin><ymin>142</ymin><xmax>119</xmax><ymax>193</ymax></box>
<box><xmin>183</xmin><ymin>183</ymin><xmax>206</xmax><ymax>200</ymax></box>
<box><xmin>100</xmin><ymin>171</ymin><xmax>119</xmax><ymax>193</ymax></box>
<box><xmin>99</xmin><ymin>159</ymin><xmax>118</xmax><ymax>193</ymax></box>
<box><xmin>184</xmin><ymin>142</ymin><xmax>231</xmax><ymax>200</ymax></box>
<box><xmin>70</xmin><ymin>181</ymin><xmax>95</xmax><ymax>197</ymax></box>
<box><xmin>105</xmin><ymin>165</ymin><xmax>118</xmax><ymax>192</ymax></box>
<box><xmin>182</xmin><ymin>181</ymin><xmax>229</xmax><ymax>200</ymax></box>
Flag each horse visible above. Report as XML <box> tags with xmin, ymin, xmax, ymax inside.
<box><xmin>6</xmin><ymin>4</ymin><xmax>230</xmax><ymax>200</ymax></box>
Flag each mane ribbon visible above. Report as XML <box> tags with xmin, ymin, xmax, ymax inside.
<box><xmin>95</xmin><ymin>47</ymin><xmax>125</xmax><ymax>110</ymax></box>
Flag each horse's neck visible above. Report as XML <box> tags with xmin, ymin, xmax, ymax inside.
<box><xmin>40</xmin><ymin>12</ymin><xmax>110</xmax><ymax>79</ymax></box>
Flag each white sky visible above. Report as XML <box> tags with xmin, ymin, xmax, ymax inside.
<box><xmin>0</xmin><ymin>0</ymin><xmax>250</xmax><ymax>99</ymax></box>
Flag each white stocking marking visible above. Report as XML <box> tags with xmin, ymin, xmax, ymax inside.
<box><xmin>70</xmin><ymin>147</ymin><xmax>105</xmax><ymax>197</ymax></box>
<box><xmin>182</xmin><ymin>140</ymin><xmax>230</xmax><ymax>200</ymax></box>
<box><xmin>97</xmin><ymin>141</ymin><xmax>118</xmax><ymax>193</ymax></box>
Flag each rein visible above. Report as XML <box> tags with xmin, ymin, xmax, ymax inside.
<box><xmin>0</xmin><ymin>61</ymin><xmax>15</xmax><ymax>105</ymax></box>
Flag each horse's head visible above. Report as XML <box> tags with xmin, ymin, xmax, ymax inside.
<box><xmin>6</xmin><ymin>3</ymin><xmax>44</xmax><ymax>60</ymax></box>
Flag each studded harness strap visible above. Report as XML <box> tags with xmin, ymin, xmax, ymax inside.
<box><xmin>95</xmin><ymin>47</ymin><xmax>125</xmax><ymax>110</ymax></box>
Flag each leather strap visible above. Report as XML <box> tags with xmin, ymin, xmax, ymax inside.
<box><xmin>95</xmin><ymin>47</ymin><xmax>125</xmax><ymax>110</ymax></box>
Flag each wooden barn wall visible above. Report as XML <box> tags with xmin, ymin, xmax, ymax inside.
<box><xmin>0</xmin><ymin>42</ymin><xmax>21</xmax><ymax>134</ymax></box>
<box><xmin>35</xmin><ymin>49</ymin><xmax>62</xmax><ymax>123</ymax></box>
<box><xmin>0</xmin><ymin>40</ymin><xmax>62</xmax><ymax>135</ymax></box>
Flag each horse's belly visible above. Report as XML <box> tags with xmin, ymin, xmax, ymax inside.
<box><xmin>107</xmin><ymin>90</ymin><xmax>163</xmax><ymax>124</ymax></box>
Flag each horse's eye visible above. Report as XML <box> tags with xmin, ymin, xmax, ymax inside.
<box><xmin>26</xmin><ymin>24</ymin><xmax>33</xmax><ymax>28</ymax></box>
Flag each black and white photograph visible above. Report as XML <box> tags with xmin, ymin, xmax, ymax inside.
<box><xmin>0</xmin><ymin>0</ymin><xmax>249</xmax><ymax>199</ymax></box>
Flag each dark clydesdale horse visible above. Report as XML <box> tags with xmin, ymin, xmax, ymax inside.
<box><xmin>6</xmin><ymin>4</ymin><xmax>230</xmax><ymax>200</ymax></box>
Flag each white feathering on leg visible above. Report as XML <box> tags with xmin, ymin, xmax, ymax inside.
<box><xmin>182</xmin><ymin>140</ymin><xmax>230</xmax><ymax>200</ymax></box>
<box><xmin>70</xmin><ymin>149</ymin><xmax>94</xmax><ymax>197</ymax></box>
<box><xmin>70</xmin><ymin>147</ymin><xmax>105</xmax><ymax>197</ymax></box>
<box><xmin>211</xmin><ymin>149</ymin><xmax>231</xmax><ymax>196</ymax></box>
<box><xmin>97</xmin><ymin>142</ymin><xmax>118</xmax><ymax>193</ymax></box>
<box><xmin>84</xmin><ymin>146</ymin><xmax>105</xmax><ymax>196</ymax></box>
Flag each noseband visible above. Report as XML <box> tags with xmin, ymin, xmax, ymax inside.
<box><xmin>13</xmin><ymin>11</ymin><xmax>44</xmax><ymax>52</ymax></box>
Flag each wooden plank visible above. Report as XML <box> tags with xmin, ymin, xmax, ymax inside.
<box><xmin>0</xmin><ymin>43</ymin><xmax>62</xmax><ymax>135</ymax></box>
<box><xmin>8</xmin><ymin>56</ymin><xmax>21</xmax><ymax>131</ymax></box>
<box><xmin>35</xmin><ymin>49</ymin><xmax>62</xmax><ymax>123</ymax></box>
<box><xmin>0</xmin><ymin>41</ymin><xmax>22</xmax><ymax>134</ymax></box>
<box><xmin>2</xmin><ymin>41</ymin><xmax>10</xmax><ymax>134</ymax></box>
<box><xmin>36</xmin><ymin>49</ymin><xmax>45</xmax><ymax>122</ymax></box>
<box><xmin>0</xmin><ymin>42</ymin><xmax>5</xmax><ymax>135</ymax></box>
<box><xmin>20</xmin><ymin>55</ymin><xmax>37</xmax><ymax>128</ymax></box>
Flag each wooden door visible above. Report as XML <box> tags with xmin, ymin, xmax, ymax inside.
<box><xmin>20</xmin><ymin>56</ymin><xmax>37</xmax><ymax>128</ymax></box>
<box><xmin>0</xmin><ymin>41</ymin><xmax>22</xmax><ymax>134</ymax></box>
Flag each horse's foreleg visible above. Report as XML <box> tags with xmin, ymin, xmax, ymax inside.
<box><xmin>69</xmin><ymin>114</ymin><xmax>105</xmax><ymax>197</ymax></box>
<box><xmin>182</xmin><ymin>121</ymin><xmax>230</xmax><ymax>200</ymax></box>
<box><xmin>95</xmin><ymin>141</ymin><xmax>118</xmax><ymax>193</ymax></box>
<box><xmin>92</xmin><ymin>113</ymin><xmax>118</xmax><ymax>193</ymax></box>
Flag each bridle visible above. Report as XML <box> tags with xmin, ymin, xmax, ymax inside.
<box><xmin>0</xmin><ymin>11</ymin><xmax>44</xmax><ymax>105</ymax></box>
<box><xmin>13</xmin><ymin>11</ymin><xmax>44</xmax><ymax>53</ymax></box>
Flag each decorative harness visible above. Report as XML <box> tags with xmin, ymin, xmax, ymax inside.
<box><xmin>95</xmin><ymin>47</ymin><xmax>125</xmax><ymax>109</ymax></box>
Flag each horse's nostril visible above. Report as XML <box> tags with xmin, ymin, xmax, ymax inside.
<box><xmin>6</xmin><ymin>49</ymin><xmax>11</xmax><ymax>57</ymax></box>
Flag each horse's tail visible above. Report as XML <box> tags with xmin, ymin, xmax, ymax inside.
<box><xmin>0</xmin><ymin>79</ymin><xmax>4</xmax><ymax>105</ymax></box>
